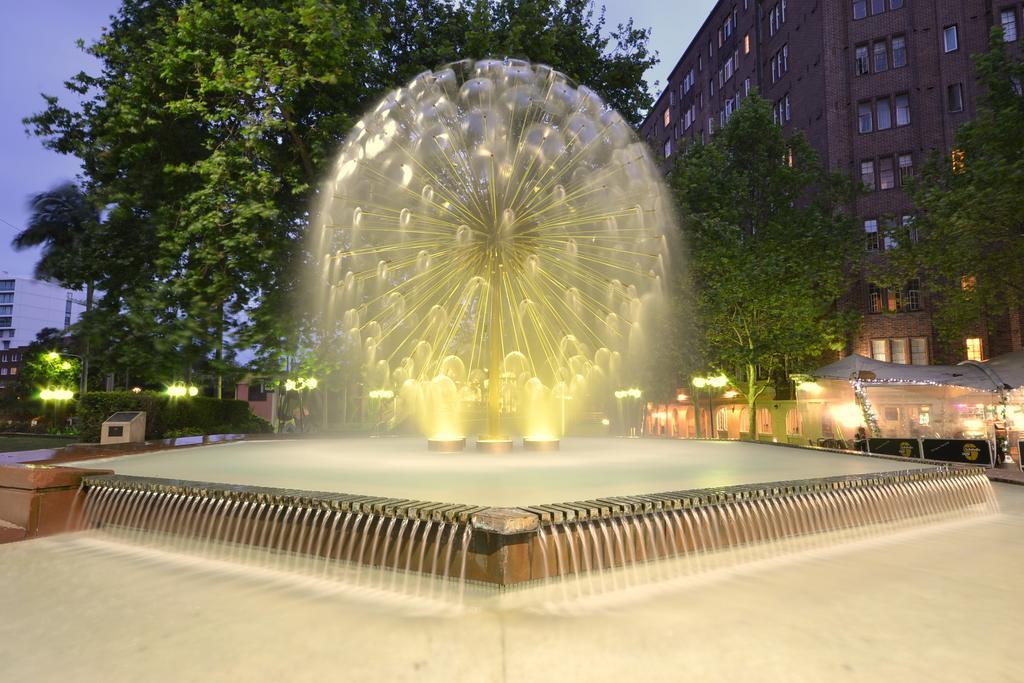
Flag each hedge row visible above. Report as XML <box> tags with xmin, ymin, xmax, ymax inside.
<box><xmin>78</xmin><ymin>391</ymin><xmax>272</xmax><ymax>442</ymax></box>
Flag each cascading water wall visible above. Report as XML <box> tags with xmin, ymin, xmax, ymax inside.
<box><xmin>310</xmin><ymin>58</ymin><xmax>677</xmax><ymax>440</ymax></box>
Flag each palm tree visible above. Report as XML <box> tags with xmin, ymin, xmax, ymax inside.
<box><xmin>13</xmin><ymin>181</ymin><xmax>102</xmax><ymax>393</ymax></box>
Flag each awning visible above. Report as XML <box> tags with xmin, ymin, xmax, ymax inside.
<box><xmin>812</xmin><ymin>354</ymin><xmax>1006</xmax><ymax>392</ymax></box>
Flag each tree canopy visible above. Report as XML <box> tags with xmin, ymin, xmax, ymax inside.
<box><xmin>879</xmin><ymin>29</ymin><xmax>1024</xmax><ymax>358</ymax></box>
<box><xmin>24</xmin><ymin>0</ymin><xmax>658</xmax><ymax>391</ymax></box>
<box><xmin>670</xmin><ymin>95</ymin><xmax>862</xmax><ymax>433</ymax></box>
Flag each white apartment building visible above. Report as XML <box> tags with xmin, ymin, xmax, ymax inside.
<box><xmin>0</xmin><ymin>274</ymin><xmax>85</xmax><ymax>350</ymax></box>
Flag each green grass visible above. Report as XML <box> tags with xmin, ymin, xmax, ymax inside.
<box><xmin>0</xmin><ymin>435</ymin><xmax>77</xmax><ymax>453</ymax></box>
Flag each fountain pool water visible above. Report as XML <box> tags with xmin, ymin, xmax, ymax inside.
<box><xmin>63</xmin><ymin>438</ymin><xmax>932</xmax><ymax>508</ymax></box>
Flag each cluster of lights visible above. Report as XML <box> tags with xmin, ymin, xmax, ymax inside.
<box><xmin>45</xmin><ymin>351</ymin><xmax>73</xmax><ymax>370</ymax></box>
<box><xmin>692</xmin><ymin>375</ymin><xmax>729</xmax><ymax>389</ymax></box>
<box><xmin>614</xmin><ymin>388</ymin><xmax>642</xmax><ymax>399</ymax></box>
<box><xmin>167</xmin><ymin>384</ymin><xmax>199</xmax><ymax>398</ymax></box>
<box><xmin>40</xmin><ymin>388</ymin><xmax>74</xmax><ymax>401</ymax></box>
<box><xmin>284</xmin><ymin>377</ymin><xmax>319</xmax><ymax>391</ymax></box>
<box><xmin>369</xmin><ymin>389</ymin><xmax>395</xmax><ymax>399</ymax></box>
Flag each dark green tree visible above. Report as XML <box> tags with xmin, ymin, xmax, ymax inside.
<box><xmin>670</xmin><ymin>95</ymin><xmax>862</xmax><ymax>434</ymax></box>
<box><xmin>25</xmin><ymin>0</ymin><xmax>658</xmax><ymax>392</ymax></box>
<box><xmin>880</xmin><ymin>29</ymin><xmax>1024</xmax><ymax>358</ymax></box>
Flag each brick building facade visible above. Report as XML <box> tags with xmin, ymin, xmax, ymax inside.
<box><xmin>641</xmin><ymin>0</ymin><xmax>1024</xmax><ymax>364</ymax></box>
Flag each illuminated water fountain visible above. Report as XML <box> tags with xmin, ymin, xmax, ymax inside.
<box><xmin>311</xmin><ymin>58</ymin><xmax>674</xmax><ymax>449</ymax></box>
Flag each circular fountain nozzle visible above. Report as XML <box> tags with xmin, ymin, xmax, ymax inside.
<box><xmin>522</xmin><ymin>438</ymin><xmax>560</xmax><ymax>452</ymax></box>
<box><xmin>476</xmin><ymin>438</ymin><xmax>515</xmax><ymax>454</ymax></box>
<box><xmin>427</xmin><ymin>437</ymin><xmax>466</xmax><ymax>452</ymax></box>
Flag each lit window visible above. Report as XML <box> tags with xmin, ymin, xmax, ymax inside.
<box><xmin>965</xmin><ymin>337</ymin><xmax>983</xmax><ymax>361</ymax></box>
<box><xmin>961</xmin><ymin>275</ymin><xmax>977</xmax><ymax>291</ymax></box>
<box><xmin>947</xmin><ymin>83</ymin><xmax>964</xmax><ymax>112</ymax></box>
<box><xmin>663</xmin><ymin>108</ymin><xmax>671</xmax><ymax>128</ymax></box>
<box><xmin>868</xmin><ymin>287</ymin><xmax>883</xmax><ymax>313</ymax></box>
<box><xmin>870</xmin><ymin>339</ymin><xmax>888</xmax><ymax>361</ymax></box>
<box><xmin>9</xmin><ymin>367</ymin><xmax>16</xmax><ymax>376</ymax></box>
<box><xmin>892</xmin><ymin>35</ymin><xmax>907</xmax><ymax>68</ymax></box>
<box><xmin>861</xmin><ymin>160</ymin><xmax>876</xmax><ymax>190</ymax></box>
<box><xmin>1002</xmin><ymin>9</ymin><xmax>1018</xmax><ymax>42</ymax></box>
<box><xmin>910</xmin><ymin>338</ymin><xmax>928</xmax><ymax>365</ymax></box>
<box><xmin>786</xmin><ymin>408</ymin><xmax>802</xmax><ymax>435</ymax></box>
<box><xmin>952</xmin><ymin>148</ymin><xmax>966</xmax><ymax>173</ymax></box>
<box><xmin>757</xmin><ymin>408</ymin><xmax>773</xmax><ymax>434</ymax></box>
<box><xmin>944</xmin><ymin>25</ymin><xmax>959</xmax><ymax>53</ymax></box>
<box><xmin>890</xmin><ymin>338</ymin><xmax>908</xmax><ymax>364</ymax></box>
<box><xmin>744</xmin><ymin>33</ymin><xmax>751</xmax><ymax>54</ymax></box>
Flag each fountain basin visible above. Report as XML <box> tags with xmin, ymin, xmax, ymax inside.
<box><xmin>427</xmin><ymin>437</ymin><xmax>466</xmax><ymax>453</ymax></box>
<box><xmin>522</xmin><ymin>438</ymin><xmax>560</xmax><ymax>452</ymax></box>
<box><xmin>74</xmin><ymin>465</ymin><xmax>993</xmax><ymax>586</ymax></box>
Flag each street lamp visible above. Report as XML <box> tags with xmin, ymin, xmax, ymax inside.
<box><xmin>692</xmin><ymin>374</ymin><xmax>729</xmax><ymax>438</ymax></box>
<box><xmin>167</xmin><ymin>383</ymin><xmax>199</xmax><ymax>398</ymax></box>
<box><xmin>45</xmin><ymin>351</ymin><xmax>85</xmax><ymax>395</ymax></box>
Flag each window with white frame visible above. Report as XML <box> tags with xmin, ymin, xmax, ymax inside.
<box><xmin>865</xmin><ymin>219</ymin><xmax>880</xmax><ymax>251</ymax></box>
<box><xmin>944</xmin><ymin>25</ymin><xmax>959</xmax><ymax>53</ymax></box>
<box><xmin>861</xmin><ymin>160</ymin><xmax>876</xmax><ymax>190</ymax></box>
<box><xmin>1002</xmin><ymin>9</ymin><xmax>1019</xmax><ymax>42</ymax></box>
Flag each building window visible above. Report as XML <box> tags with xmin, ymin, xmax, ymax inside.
<box><xmin>865</xmin><ymin>219</ymin><xmax>880</xmax><ymax>251</ymax></box>
<box><xmin>0</xmin><ymin>294</ymin><xmax>12</xmax><ymax>304</ymax></box>
<box><xmin>1002</xmin><ymin>9</ymin><xmax>1019</xmax><ymax>42</ymax></box>
<box><xmin>0</xmin><ymin>280</ymin><xmax>14</xmax><ymax>292</ymax></box>
<box><xmin>902</xmin><ymin>214</ymin><xmax>919</xmax><ymax>244</ymax></box>
<box><xmin>861</xmin><ymin>160</ymin><xmax>876</xmax><ymax>190</ymax></box>
<box><xmin>786</xmin><ymin>408</ymin><xmax>803</xmax><ymax>435</ymax></box>
<box><xmin>910</xmin><ymin>337</ymin><xmax>928</xmax><ymax>365</ymax></box>
<box><xmin>895</xmin><ymin>93</ymin><xmax>911</xmax><ymax>126</ymax></box>
<box><xmin>904</xmin><ymin>278</ymin><xmax>922</xmax><ymax>311</ymax></box>
<box><xmin>0</xmin><ymin>318</ymin><xmax>11</xmax><ymax>328</ymax></box>
<box><xmin>858</xmin><ymin>102</ymin><xmax>873</xmax><ymax>133</ymax></box>
<box><xmin>744</xmin><ymin>33</ymin><xmax>751</xmax><ymax>54</ymax></box>
<box><xmin>873</xmin><ymin>41</ymin><xmax>888</xmax><ymax>72</ymax></box>
<box><xmin>870</xmin><ymin>339</ymin><xmax>888</xmax><ymax>361</ymax></box>
<box><xmin>664</xmin><ymin>140</ymin><xmax>672</xmax><ymax>158</ymax></box>
<box><xmin>947</xmin><ymin>83</ymin><xmax>964</xmax><ymax>112</ymax></box>
<box><xmin>965</xmin><ymin>337</ymin><xmax>983</xmax><ymax>361</ymax></box>
<box><xmin>870</xmin><ymin>0</ymin><xmax>885</xmax><ymax>14</ymax></box>
<box><xmin>757</xmin><ymin>408</ymin><xmax>773</xmax><ymax>435</ymax></box>
<box><xmin>663</xmin><ymin>108</ymin><xmax>671</xmax><ymax>128</ymax></box>
<box><xmin>890</xmin><ymin>338</ymin><xmax>908</xmax><ymax>364</ymax></box>
<box><xmin>8</xmin><ymin>366</ymin><xmax>15</xmax><ymax>375</ymax></box>
<box><xmin>944</xmin><ymin>25</ymin><xmax>959</xmax><ymax>53</ymax></box>
<box><xmin>869</xmin><ymin>284</ymin><xmax>883</xmax><ymax>312</ymax></box>
<box><xmin>952</xmin><ymin>148</ymin><xmax>966</xmax><ymax>173</ymax></box>
<box><xmin>853</xmin><ymin>0</ymin><xmax>867</xmax><ymax>20</ymax></box>
<box><xmin>879</xmin><ymin>156</ymin><xmax>896</xmax><ymax>190</ymax></box>
<box><xmin>855</xmin><ymin>44</ymin><xmax>870</xmax><ymax>75</ymax></box>
<box><xmin>0</xmin><ymin>305</ymin><xmax>11</xmax><ymax>316</ymax></box>
<box><xmin>892</xmin><ymin>34</ymin><xmax>907</xmax><ymax>68</ymax></box>
<box><xmin>898</xmin><ymin>153</ymin><xmax>914</xmax><ymax>185</ymax></box>
<box><xmin>876</xmin><ymin>97</ymin><xmax>892</xmax><ymax>130</ymax></box>
<box><xmin>890</xmin><ymin>0</ymin><xmax>904</xmax><ymax>8</ymax></box>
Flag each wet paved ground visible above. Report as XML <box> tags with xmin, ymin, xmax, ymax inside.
<box><xmin>1</xmin><ymin>482</ymin><xmax>1020</xmax><ymax>682</ymax></box>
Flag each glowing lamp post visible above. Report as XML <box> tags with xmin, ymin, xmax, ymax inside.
<box><xmin>692</xmin><ymin>374</ymin><xmax>729</xmax><ymax>438</ymax></box>
<box><xmin>167</xmin><ymin>383</ymin><xmax>199</xmax><ymax>398</ymax></box>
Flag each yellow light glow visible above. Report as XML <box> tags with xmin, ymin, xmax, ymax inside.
<box><xmin>167</xmin><ymin>385</ymin><xmax>187</xmax><ymax>398</ymax></box>
<box><xmin>284</xmin><ymin>379</ymin><xmax>297</xmax><ymax>392</ymax></box>
<box><xmin>797</xmin><ymin>381</ymin><xmax>823</xmax><ymax>394</ymax></box>
<box><xmin>187</xmin><ymin>386</ymin><xmax>199</xmax><ymax>397</ymax></box>
<box><xmin>40</xmin><ymin>388</ymin><xmax>74</xmax><ymax>401</ymax></box>
<box><xmin>46</xmin><ymin>352</ymin><xmax>60</xmax><ymax>361</ymax></box>
<box><xmin>692</xmin><ymin>377</ymin><xmax>707</xmax><ymax>388</ymax></box>
<box><xmin>830</xmin><ymin>404</ymin><xmax>864</xmax><ymax>430</ymax></box>
<box><xmin>707</xmin><ymin>375</ymin><xmax>728</xmax><ymax>388</ymax></box>
<box><xmin>601</xmin><ymin>418</ymin><xmax>610</xmax><ymax>426</ymax></box>
<box><xmin>722</xmin><ymin>390</ymin><xmax>739</xmax><ymax>399</ymax></box>
<box><xmin>676</xmin><ymin>393</ymin><xmax>688</xmax><ymax>402</ymax></box>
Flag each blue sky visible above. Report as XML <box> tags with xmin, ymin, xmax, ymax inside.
<box><xmin>0</xmin><ymin>0</ymin><xmax>715</xmax><ymax>278</ymax></box>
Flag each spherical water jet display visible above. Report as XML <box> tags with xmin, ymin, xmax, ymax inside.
<box><xmin>313</xmin><ymin>59</ymin><xmax>676</xmax><ymax>439</ymax></box>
